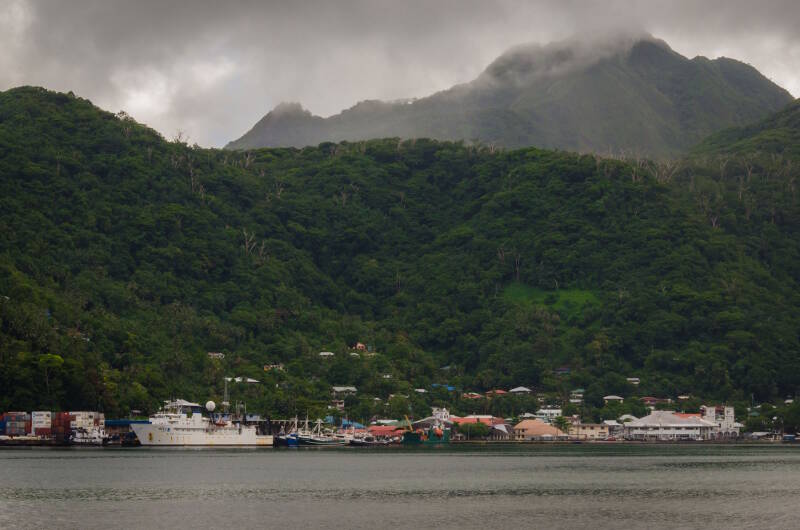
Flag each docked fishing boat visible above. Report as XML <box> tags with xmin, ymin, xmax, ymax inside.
<box><xmin>274</xmin><ymin>417</ymin><xmax>300</xmax><ymax>447</ymax></box>
<box><xmin>297</xmin><ymin>417</ymin><xmax>348</xmax><ymax>446</ymax></box>
<box><xmin>131</xmin><ymin>399</ymin><xmax>273</xmax><ymax>446</ymax></box>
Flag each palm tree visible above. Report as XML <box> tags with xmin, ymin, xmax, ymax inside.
<box><xmin>553</xmin><ymin>416</ymin><xmax>571</xmax><ymax>438</ymax></box>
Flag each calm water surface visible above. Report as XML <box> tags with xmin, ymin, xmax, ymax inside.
<box><xmin>0</xmin><ymin>444</ymin><xmax>798</xmax><ymax>529</ymax></box>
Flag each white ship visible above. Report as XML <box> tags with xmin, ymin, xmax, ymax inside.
<box><xmin>131</xmin><ymin>399</ymin><xmax>273</xmax><ymax>446</ymax></box>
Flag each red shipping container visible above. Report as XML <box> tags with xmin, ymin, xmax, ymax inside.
<box><xmin>34</xmin><ymin>427</ymin><xmax>52</xmax><ymax>437</ymax></box>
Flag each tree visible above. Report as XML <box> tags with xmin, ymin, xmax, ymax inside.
<box><xmin>458</xmin><ymin>421</ymin><xmax>490</xmax><ymax>440</ymax></box>
<box><xmin>553</xmin><ymin>416</ymin><xmax>571</xmax><ymax>436</ymax></box>
<box><xmin>38</xmin><ymin>353</ymin><xmax>64</xmax><ymax>405</ymax></box>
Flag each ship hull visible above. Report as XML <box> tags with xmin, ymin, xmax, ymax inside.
<box><xmin>402</xmin><ymin>429</ymin><xmax>450</xmax><ymax>445</ymax></box>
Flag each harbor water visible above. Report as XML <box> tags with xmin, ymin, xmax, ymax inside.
<box><xmin>1</xmin><ymin>444</ymin><xmax>799</xmax><ymax>529</ymax></box>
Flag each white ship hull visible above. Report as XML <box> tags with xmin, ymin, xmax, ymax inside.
<box><xmin>131</xmin><ymin>422</ymin><xmax>273</xmax><ymax>446</ymax></box>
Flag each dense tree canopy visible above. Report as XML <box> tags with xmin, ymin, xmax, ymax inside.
<box><xmin>0</xmin><ymin>87</ymin><xmax>798</xmax><ymax>422</ymax></box>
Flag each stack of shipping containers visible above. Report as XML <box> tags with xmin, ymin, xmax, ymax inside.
<box><xmin>4</xmin><ymin>412</ymin><xmax>31</xmax><ymax>436</ymax></box>
<box><xmin>70</xmin><ymin>411</ymin><xmax>104</xmax><ymax>431</ymax></box>
<box><xmin>52</xmin><ymin>412</ymin><xmax>72</xmax><ymax>441</ymax></box>
<box><xmin>31</xmin><ymin>411</ymin><xmax>52</xmax><ymax>437</ymax></box>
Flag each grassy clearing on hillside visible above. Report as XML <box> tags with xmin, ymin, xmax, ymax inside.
<box><xmin>503</xmin><ymin>282</ymin><xmax>600</xmax><ymax>314</ymax></box>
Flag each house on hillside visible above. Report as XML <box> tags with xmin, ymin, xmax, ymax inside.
<box><xmin>641</xmin><ymin>396</ymin><xmax>672</xmax><ymax>409</ymax></box>
<box><xmin>331</xmin><ymin>386</ymin><xmax>357</xmax><ymax>398</ymax></box>
<box><xmin>535</xmin><ymin>408</ymin><xmax>562</xmax><ymax>422</ymax></box>
<box><xmin>509</xmin><ymin>386</ymin><xmax>532</xmax><ymax>395</ymax></box>
<box><xmin>207</xmin><ymin>352</ymin><xmax>225</xmax><ymax>360</ymax></box>
<box><xmin>319</xmin><ymin>351</ymin><xmax>335</xmax><ymax>358</ymax></box>
<box><xmin>603</xmin><ymin>395</ymin><xmax>624</xmax><ymax>404</ymax></box>
<box><xmin>263</xmin><ymin>363</ymin><xmax>284</xmax><ymax>371</ymax></box>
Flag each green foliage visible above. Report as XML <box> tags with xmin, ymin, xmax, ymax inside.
<box><xmin>456</xmin><ymin>421</ymin><xmax>490</xmax><ymax>439</ymax></box>
<box><xmin>0</xmin><ymin>86</ymin><xmax>799</xmax><ymax>422</ymax></box>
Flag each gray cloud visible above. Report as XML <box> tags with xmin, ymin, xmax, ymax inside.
<box><xmin>1</xmin><ymin>0</ymin><xmax>798</xmax><ymax>146</ymax></box>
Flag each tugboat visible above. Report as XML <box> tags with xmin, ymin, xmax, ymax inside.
<box><xmin>70</xmin><ymin>425</ymin><xmax>108</xmax><ymax>446</ymax></box>
<box><xmin>402</xmin><ymin>408</ymin><xmax>452</xmax><ymax>445</ymax></box>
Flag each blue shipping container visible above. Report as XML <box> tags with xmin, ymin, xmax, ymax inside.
<box><xmin>0</xmin><ymin>419</ymin><xmax>5</xmax><ymax>435</ymax></box>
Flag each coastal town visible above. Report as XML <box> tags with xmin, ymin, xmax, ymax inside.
<box><xmin>2</xmin><ymin>379</ymin><xmax>790</xmax><ymax>447</ymax></box>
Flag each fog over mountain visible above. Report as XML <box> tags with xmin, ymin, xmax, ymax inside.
<box><xmin>227</xmin><ymin>35</ymin><xmax>793</xmax><ymax>157</ymax></box>
<box><xmin>1</xmin><ymin>0</ymin><xmax>799</xmax><ymax>146</ymax></box>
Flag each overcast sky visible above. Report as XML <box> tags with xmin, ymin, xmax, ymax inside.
<box><xmin>2</xmin><ymin>0</ymin><xmax>798</xmax><ymax>146</ymax></box>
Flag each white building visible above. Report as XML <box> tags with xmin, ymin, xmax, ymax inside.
<box><xmin>623</xmin><ymin>411</ymin><xmax>717</xmax><ymax>440</ymax></box>
<box><xmin>701</xmin><ymin>405</ymin><xmax>741</xmax><ymax>438</ymax></box>
<box><xmin>535</xmin><ymin>408</ymin><xmax>562</xmax><ymax>422</ymax></box>
<box><xmin>331</xmin><ymin>386</ymin><xmax>357</xmax><ymax>397</ymax></box>
<box><xmin>509</xmin><ymin>386</ymin><xmax>532</xmax><ymax>394</ymax></box>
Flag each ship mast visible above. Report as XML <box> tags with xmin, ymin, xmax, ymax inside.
<box><xmin>222</xmin><ymin>377</ymin><xmax>230</xmax><ymax>413</ymax></box>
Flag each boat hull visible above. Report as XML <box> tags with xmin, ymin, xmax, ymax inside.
<box><xmin>297</xmin><ymin>436</ymin><xmax>347</xmax><ymax>446</ymax></box>
<box><xmin>403</xmin><ymin>428</ymin><xmax>450</xmax><ymax>445</ymax></box>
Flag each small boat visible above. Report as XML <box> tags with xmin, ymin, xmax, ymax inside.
<box><xmin>349</xmin><ymin>435</ymin><xmax>391</xmax><ymax>446</ymax></box>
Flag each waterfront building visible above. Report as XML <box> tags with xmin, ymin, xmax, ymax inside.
<box><xmin>623</xmin><ymin>411</ymin><xmax>716</xmax><ymax>440</ymax></box>
<box><xmin>573</xmin><ymin>423</ymin><xmax>610</xmax><ymax>440</ymax></box>
<box><xmin>513</xmin><ymin>419</ymin><xmax>567</xmax><ymax>440</ymax></box>
<box><xmin>701</xmin><ymin>405</ymin><xmax>742</xmax><ymax>438</ymax></box>
<box><xmin>603</xmin><ymin>419</ymin><xmax>622</xmax><ymax>436</ymax></box>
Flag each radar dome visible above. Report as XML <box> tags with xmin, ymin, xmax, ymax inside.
<box><xmin>205</xmin><ymin>400</ymin><xmax>216</xmax><ymax>412</ymax></box>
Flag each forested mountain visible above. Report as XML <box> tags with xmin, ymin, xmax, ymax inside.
<box><xmin>227</xmin><ymin>35</ymin><xmax>793</xmax><ymax>158</ymax></box>
<box><xmin>1</xmin><ymin>87</ymin><xmax>799</xmax><ymax>421</ymax></box>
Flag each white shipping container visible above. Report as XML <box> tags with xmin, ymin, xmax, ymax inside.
<box><xmin>32</xmin><ymin>411</ymin><xmax>51</xmax><ymax>427</ymax></box>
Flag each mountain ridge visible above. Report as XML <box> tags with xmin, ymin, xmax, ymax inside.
<box><xmin>227</xmin><ymin>35</ymin><xmax>793</xmax><ymax>157</ymax></box>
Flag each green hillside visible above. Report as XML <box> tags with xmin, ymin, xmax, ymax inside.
<box><xmin>692</xmin><ymin>99</ymin><xmax>800</xmax><ymax>158</ymax></box>
<box><xmin>227</xmin><ymin>36</ymin><xmax>793</xmax><ymax>158</ymax></box>
<box><xmin>1</xmin><ymin>87</ymin><xmax>799</xmax><ymax>421</ymax></box>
